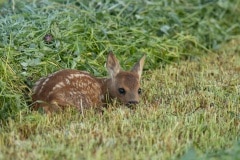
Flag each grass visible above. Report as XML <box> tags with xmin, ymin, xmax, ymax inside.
<box><xmin>0</xmin><ymin>40</ymin><xmax>239</xmax><ymax>159</ymax></box>
<box><xmin>0</xmin><ymin>0</ymin><xmax>240</xmax><ymax>159</ymax></box>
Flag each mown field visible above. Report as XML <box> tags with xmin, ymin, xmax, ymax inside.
<box><xmin>0</xmin><ymin>0</ymin><xmax>240</xmax><ymax>159</ymax></box>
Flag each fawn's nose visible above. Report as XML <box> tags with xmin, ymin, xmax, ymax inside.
<box><xmin>127</xmin><ymin>101</ymin><xmax>139</xmax><ymax>105</ymax></box>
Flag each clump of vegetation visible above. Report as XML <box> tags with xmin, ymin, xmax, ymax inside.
<box><xmin>0</xmin><ymin>0</ymin><xmax>239</xmax><ymax>159</ymax></box>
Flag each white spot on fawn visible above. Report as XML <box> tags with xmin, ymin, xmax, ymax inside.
<box><xmin>52</xmin><ymin>81</ymin><xmax>66</xmax><ymax>91</ymax></box>
<box><xmin>65</xmin><ymin>78</ymin><xmax>70</xmax><ymax>85</ymax></box>
<box><xmin>38</xmin><ymin>78</ymin><xmax>50</xmax><ymax>94</ymax></box>
<box><xmin>67</xmin><ymin>73</ymin><xmax>86</xmax><ymax>80</ymax></box>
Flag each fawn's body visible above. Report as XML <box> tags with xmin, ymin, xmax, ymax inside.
<box><xmin>32</xmin><ymin>53</ymin><xmax>145</xmax><ymax>113</ymax></box>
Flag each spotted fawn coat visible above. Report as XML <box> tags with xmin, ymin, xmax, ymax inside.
<box><xmin>32</xmin><ymin>53</ymin><xmax>145</xmax><ymax>113</ymax></box>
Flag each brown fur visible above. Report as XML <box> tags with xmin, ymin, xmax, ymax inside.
<box><xmin>32</xmin><ymin>53</ymin><xmax>145</xmax><ymax>113</ymax></box>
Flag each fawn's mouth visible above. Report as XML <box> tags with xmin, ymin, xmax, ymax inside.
<box><xmin>125</xmin><ymin>101</ymin><xmax>139</xmax><ymax>109</ymax></box>
<box><xmin>126</xmin><ymin>101</ymin><xmax>139</xmax><ymax>105</ymax></box>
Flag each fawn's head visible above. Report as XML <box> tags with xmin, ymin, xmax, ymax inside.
<box><xmin>106</xmin><ymin>52</ymin><xmax>145</xmax><ymax>106</ymax></box>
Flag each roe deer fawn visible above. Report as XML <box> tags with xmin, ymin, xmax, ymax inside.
<box><xmin>32</xmin><ymin>52</ymin><xmax>145</xmax><ymax>113</ymax></box>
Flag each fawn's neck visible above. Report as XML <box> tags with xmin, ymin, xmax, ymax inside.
<box><xmin>97</xmin><ymin>78</ymin><xmax>112</xmax><ymax>102</ymax></box>
<box><xmin>98</xmin><ymin>78</ymin><xmax>111</xmax><ymax>95</ymax></box>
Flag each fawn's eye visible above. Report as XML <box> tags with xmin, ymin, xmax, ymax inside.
<box><xmin>138</xmin><ymin>88</ymin><xmax>142</xmax><ymax>94</ymax></box>
<box><xmin>118</xmin><ymin>88</ymin><xmax>126</xmax><ymax>95</ymax></box>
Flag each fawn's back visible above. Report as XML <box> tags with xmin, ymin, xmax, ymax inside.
<box><xmin>32</xmin><ymin>69</ymin><xmax>104</xmax><ymax>113</ymax></box>
<box><xmin>32</xmin><ymin>53</ymin><xmax>145</xmax><ymax>113</ymax></box>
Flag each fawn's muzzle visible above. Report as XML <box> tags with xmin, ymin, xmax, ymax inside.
<box><xmin>126</xmin><ymin>101</ymin><xmax>139</xmax><ymax>106</ymax></box>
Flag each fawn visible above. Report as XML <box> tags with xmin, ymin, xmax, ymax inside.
<box><xmin>32</xmin><ymin>52</ymin><xmax>145</xmax><ymax>113</ymax></box>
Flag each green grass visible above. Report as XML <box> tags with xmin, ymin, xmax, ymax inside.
<box><xmin>0</xmin><ymin>42</ymin><xmax>239</xmax><ymax>159</ymax></box>
<box><xmin>0</xmin><ymin>0</ymin><xmax>240</xmax><ymax>159</ymax></box>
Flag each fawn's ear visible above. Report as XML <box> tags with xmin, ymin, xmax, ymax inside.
<box><xmin>131</xmin><ymin>55</ymin><xmax>146</xmax><ymax>79</ymax></box>
<box><xmin>106</xmin><ymin>52</ymin><xmax>121</xmax><ymax>78</ymax></box>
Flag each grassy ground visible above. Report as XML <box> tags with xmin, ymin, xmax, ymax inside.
<box><xmin>0</xmin><ymin>39</ymin><xmax>239</xmax><ymax>159</ymax></box>
<box><xmin>0</xmin><ymin>0</ymin><xmax>240</xmax><ymax>159</ymax></box>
